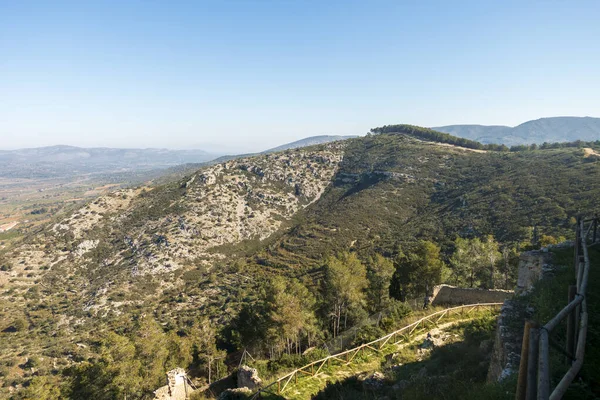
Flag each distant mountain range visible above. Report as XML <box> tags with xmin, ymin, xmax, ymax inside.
<box><xmin>0</xmin><ymin>136</ymin><xmax>357</xmax><ymax>181</ymax></box>
<box><xmin>433</xmin><ymin>116</ymin><xmax>600</xmax><ymax>146</ymax></box>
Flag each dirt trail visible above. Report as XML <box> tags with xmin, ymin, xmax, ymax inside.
<box><xmin>412</xmin><ymin>137</ymin><xmax>488</xmax><ymax>153</ymax></box>
<box><xmin>433</xmin><ymin>142</ymin><xmax>488</xmax><ymax>153</ymax></box>
<box><xmin>583</xmin><ymin>148</ymin><xmax>600</xmax><ymax>157</ymax></box>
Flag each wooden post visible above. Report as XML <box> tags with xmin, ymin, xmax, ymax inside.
<box><xmin>516</xmin><ymin>321</ymin><xmax>533</xmax><ymax>400</ymax></box>
<box><xmin>526</xmin><ymin>327</ymin><xmax>539</xmax><ymax>400</ymax></box>
<box><xmin>278</xmin><ymin>380</ymin><xmax>281</xmax><ymax>394</ymax></box>
<box><xmin>538</xmin><ymin>329</ymin><xmax>550</xmax><ymax>400</ymax></box>
<box><xmin>566</xmin><ymin>285</ymin><xmax>577</xmax><ymax>364</ymax></box>
<box><xmin>574</xmin><ymin>219</ymin><xmax>580</xmax><ymax>278</ymax></box>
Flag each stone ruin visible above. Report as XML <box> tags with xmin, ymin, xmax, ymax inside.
<box><xmin>154</xmin><ymin>368</ymin><xmax>192</xmax><ymax>400</ymax></box>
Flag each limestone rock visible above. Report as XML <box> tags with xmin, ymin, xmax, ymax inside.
<box><xmin>237</xmin><ymin>365</ymin><xmax>261</xmax><ymax>390</ymax></box>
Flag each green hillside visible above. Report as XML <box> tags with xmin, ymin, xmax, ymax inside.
<box><xmin>254</xmin><ymin>133</ymin><xmax>599</xmax><ymax>271</ymax></box>
<box><xmin>1</xmin><ymin>129</ymin><xmax>600</xmax><ymax>399</ymax></box>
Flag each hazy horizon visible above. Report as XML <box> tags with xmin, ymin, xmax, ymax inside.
<box><xmin>2</xmin><ymin>1</ymin><xmax>600</xmax><ymax>151</ymax></box>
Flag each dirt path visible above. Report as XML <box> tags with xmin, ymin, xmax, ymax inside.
<box><xmin>583</xmin><ymin>147</ymin><xmax>600</xmax><ymax>157</ymax></box>
<box><xmin>412</xmin><ymin>137</ymin><xmax>488</xmax><ymax>153</ymax></box>
<box><xmin>433</xmin><ymin>142</ymin><xmax>488</xmax><ymax>153</ymax></box>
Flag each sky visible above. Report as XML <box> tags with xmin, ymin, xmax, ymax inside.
<box><xmin>1</xmin><ymin>1</ymin><xmax>600</xmax><ymax>153</ymax></box>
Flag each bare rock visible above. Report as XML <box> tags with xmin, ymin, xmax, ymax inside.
<box><xmin>237</xmin><ymin>365</ymin><xmax>261</xmax><ymax>390</ymax></box>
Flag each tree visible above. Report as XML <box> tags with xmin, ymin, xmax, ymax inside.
<box><xmin>481</xmin><ymin>235</ymin><xmax>501</xmax><ymax>289</ymax></box>
<box><xmin>450</xmin><ymin>236</ymin><xmax>502</xmax><ymax>289</ymax></box>
<box><xmin>265</xmin><ymin>276</ymin><xmax>318</xmax><ymax>356</ymax></box>
<box><xmin>65</xmin><ymin>332</ymin><xmax>143</xmax><ymax>400</ymax></box>
<box><xmin>366</xmin><ymin>254</ymin><xmax>395</xmax><ymax>312</ymax></box>
<box><xmin>393</xmin><ymin>241</ymin><xmax>448</xmax><ymax>298</ymax></box>
<box><xmin>189</xmin><ymin>318</ymin><xmax>225</xmax><ymax>383</ymax></box>
<box><xmin>323</xmin><ymin>252</ymin><xmax>367</xmax><ymax>337</ymax></box>
<box><xmin>134</xmin><ymin>316</ymin><xmax>169</xmax><ymax>390</ymax></box>
<box><xmin>500</xmin><ymin>245</ymin><xmax>519</xmax><ymax>290</ymax></box>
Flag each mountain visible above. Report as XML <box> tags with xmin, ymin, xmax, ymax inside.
<box><xmin>208</xmin><ymin>134</ymin><xmax>357</xmax><ymax>165</ymax></box>
<box><xmin>433</xmin><ymin>116</ymin><xmax>600</xmax><ymax>146</ymax></box>
<box><xmin>265</xmin><ymin>135</ymin><xmax>358</xmax><ymax>153</ymax></box>
<box><xmin>1</xmin><ymin>129</ymin><xmax>599</xmax><ymax>398</ymax></box>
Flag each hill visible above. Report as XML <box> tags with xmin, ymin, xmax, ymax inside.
<box><xmin>265</xmin><ymin>135</ymin><xmax>357</xmax><ymax>153</ymax></box>
<box><xmin>433</xmin><ymin>116</ymin><xmax>600</xmax><ymax>146</ymax></box>
<box><xmin>1</xmin><ymin>128</ymin><xmax>600</xmax><ymax>398</ymax></box>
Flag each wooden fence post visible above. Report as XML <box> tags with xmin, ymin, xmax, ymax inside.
<box><xmin>538</xmin><ymin>329</ymin><xmax>550</xmax><ymax>400</ymax></box>
<box><xmin>526</xmin><ymin>327</ymin><xmax>539</xmax><ymax>400</ymax></box>
<box><xmin>566</xmin><ymin>285</ymin><xmax>577</xmax><ymax>364</ymax></box>
<box><xmin>574</xmin><ymin>218</ymin><xmax>580</xmax><ymax>278</ymax></box>
<box><xmin>516</xmin><ymin>321</ymin><xmax>533</xmax><ymax>400</ymax></box>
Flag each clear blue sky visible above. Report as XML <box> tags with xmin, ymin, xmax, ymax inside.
<box><xmin>1</xmin><ymin>1</ymin><xmax>599</xmax><ymax>152</ymax></box>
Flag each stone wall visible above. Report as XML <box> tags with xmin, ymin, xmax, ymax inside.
<box><xmin>430</xmin><ymin>284</ymin><xmax>513</xmax><ymax>306</ymax></box>
<box><xmin>486</xmin><ymin>300</ymin><xmax>530</xmax><ymax>382</ymax></box>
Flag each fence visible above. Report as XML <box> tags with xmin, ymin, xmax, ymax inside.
<box><xmin>253</xmin><ymin>302</ymin><xmax>503</xmax><ymax>398</ymax></box>
<box><xmin>322</xmin><ymin>296</ymin><xmax>422</xmax><ymax>354</ymax></box>
<box><xmin>516</xmin><ymin>216</ymin><xmax>599</xmax><ymax>400</ymax></box>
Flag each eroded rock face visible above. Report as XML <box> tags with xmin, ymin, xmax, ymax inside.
<box><xmin>237</xmin><ymin>365</ymin><xmax>261</xmax><ymax>390</ymax></box>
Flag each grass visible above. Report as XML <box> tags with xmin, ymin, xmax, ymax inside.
<box><xmin>253</xmin><ymin>309</ymin><xmax>498</xmax><ymax>400</ymax></box>
<box><xmin>305</xmin><ymin>313</ymin><xmax>505</xmax><ymax>400</ymax></box>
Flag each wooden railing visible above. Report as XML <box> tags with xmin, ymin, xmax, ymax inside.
<box><xmin>252</xmin><ymin>302</ymin><xmax>503</xmax><ymax>398</ymax></box>
<box><xmin>516</xmin><ymin>216</ymin><xmax>599</xmax><ymax>400</ymax></box>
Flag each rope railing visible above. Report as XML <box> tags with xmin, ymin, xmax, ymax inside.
<box><xmin>252</xmin><ymin>302</ymin><xmax>503</xmax><ymax>398</ymax></box>
<box><xmin>516</xmin><ymin>216</ymin><xmax>598</xmax><ymax>400</ymax></box>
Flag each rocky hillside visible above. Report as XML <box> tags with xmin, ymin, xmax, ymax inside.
<box><xmin>0</xmin><ymin>143</ymin><xmax>343</xmax><ymax>316</ymax></box>
<box><xmin>1</xmin><ymin>130</ymin><xmax>600</xmax><ymax>398</ymax></box>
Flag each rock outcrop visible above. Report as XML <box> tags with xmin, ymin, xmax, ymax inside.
<box><xmin>237</xmin><ymin>365</ymin><xmax>261</xmax><ymax>390</ymax></box>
